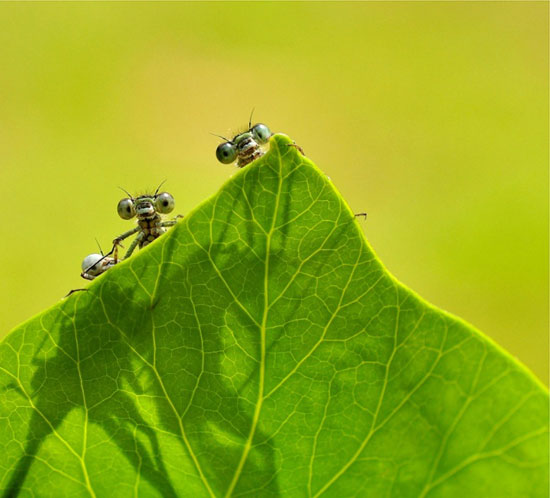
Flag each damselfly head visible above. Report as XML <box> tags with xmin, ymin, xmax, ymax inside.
<box><xmin>81</xmin><ymin>253</ymin><xmax>107</xmax><ymax>277</ymax></box>
<box><xmin>81</xmin><ymin>253</ymin><xmax>116</xmax><ymax>280</ymax></box>
<box><xmin>215</xmin><ymin>123</ymin><xmax>272</xmax><ymax>168</ymax></box>
<box><xmin>117</xmin><ymin>189</ymin><xmax>175</xmax><ymax>220</ymax></box>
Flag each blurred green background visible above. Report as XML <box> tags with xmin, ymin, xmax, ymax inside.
<box><xmin>0</xmin><ymin>3</ymin><xmax>547</xmax><ymax>384</ymax></box>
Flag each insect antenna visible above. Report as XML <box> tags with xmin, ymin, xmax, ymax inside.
<box><xmin>248</xmin><ymin>107</ymin><xmax>255</xmax><ymax>129</ymax></box>
<box><xmin>118</xmin><ymin>186</ymin><xmax>134</xmax><ymax>200</ymax></box>
<box><xmin>154</xmin><ymin>179</ymin><xmax>167</xmax><ymax>197</ymax></box>
<box><xmin>94</xmin><ymin>238</ymin><xmax>104</xmax><ymax>256</ymax></box>
<box><xmin>210</xmin><ymin>132</ymin><xmax>231</xmax><ymax>142</ymax></box>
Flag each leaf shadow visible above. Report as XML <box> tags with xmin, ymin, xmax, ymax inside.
<box><xmin>4</xmin><ymin>260</ymin><xmax>281</xmax><ymax>496</ymax></box>
<box><xmin>2</xmin><ymin>292</ymin><xmax>180</xmax><ymax>498</ymax></box>
<box><xmin>5</xmin><ymin>141</ymin><xmax>322</xmax><ymax>496</ymax></box>
<box><xmin>153</xmin><ymin>227</ymin><xmax>280</xmax><ymax>496</ymax></box>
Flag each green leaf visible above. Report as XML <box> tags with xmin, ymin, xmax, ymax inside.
<box><xmin>0</xmin><ymin>134</ymin><xmax>547</xmax><ymax>497</ymax></box>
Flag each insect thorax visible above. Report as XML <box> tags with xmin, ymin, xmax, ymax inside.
<box><xmin>137</xmin><ymin>214</ymin><xmax>165</xmax><ymax>247</ymax></box>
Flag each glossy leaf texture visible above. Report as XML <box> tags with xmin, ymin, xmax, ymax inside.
<box><xmin>0</xmin><ymin>135</ymin><xmax>548</xmax><ymax>497</ymax></box>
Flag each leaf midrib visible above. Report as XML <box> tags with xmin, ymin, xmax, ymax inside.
<box><xmin>223</xmin><ymin>147</ymin><xmax>284</xmax><ymax>497</ymax></box>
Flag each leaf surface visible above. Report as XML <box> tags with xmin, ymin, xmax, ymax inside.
<box><xmin>0</xmin><ymin>135</ymin><xmax>548</xmax><ymax>497</ymax></box>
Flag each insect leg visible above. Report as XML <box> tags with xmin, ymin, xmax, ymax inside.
<box><xmin>113</xmin><ymin>226</ymin><xmax>140</xmax><ymax>244</ymax></box>
<box><xmin>286</xmin><ymin>142</ymin><xmax>305</xmax><ymax>155</ymax></box>
<box><xmin>111</xmin><ymin>226</ymin><xmax>140</xmax><ymax>262</ymax></box>
<box><xmin>123</xmin><ymin>232</ymin><xmax>144</xmax><ymax>259</ymax></box>
<box><xmin>65</xmin><ymin>288</ymin><xmax>88</xmax><ymax>297</ymax></box>
<box><xmin>354</xmin><ymin>212</ymin><xmax>367</xmax><ymax>220</ymax></box>
<box><xmin>159</xmin><ymin>214</ymin><xmax>183</xmax><ymax>228</ymax></box>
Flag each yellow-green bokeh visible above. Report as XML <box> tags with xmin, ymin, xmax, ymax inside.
<box><xmin>0</xmin><ymin>2</ymin><xmax>547</xmax><ymax>384</ymax></box>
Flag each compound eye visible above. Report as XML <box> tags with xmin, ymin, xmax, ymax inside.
<box><xmin>216</xmin><ymin>142</ymin><xmax>237</xmax><ymax>164</ymax></box>
<box><xmin>155</xmin><ymin>192</ymin><xmax>175</xmax><ymax>214</ymax></box>
<box><xmin>251</xmin><ymin>123</ymin><xmax>271</xmax><ymax>144</ymax></box>
<box><xmin>81</xmin><ymin>253</ymin><xmax>103</xmax><ymax>276</ymax></box>
<box><xmin>117</xmin><ymin>198</ymin><xmax>135</xmax><ymax>219</ymax></box>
